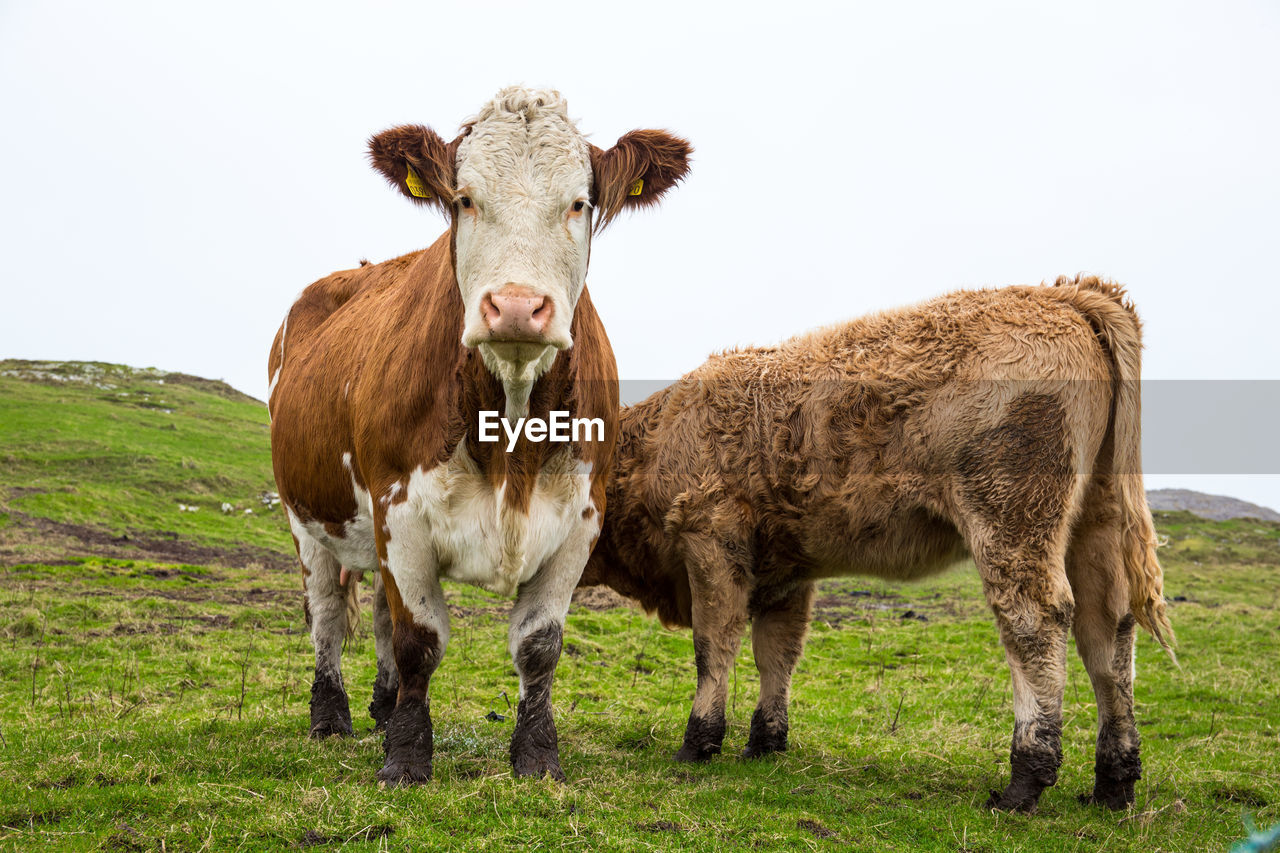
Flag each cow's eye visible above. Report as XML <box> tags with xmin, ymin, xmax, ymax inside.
<box><xmin>458</xmin><ymin>196</ymin><xmax>473</xmax><ymax>209</ymax></box>
<box><xmin>572</xmin><ymin>200</ymin><xmax>586</xmax><ymax>213</ymax></box>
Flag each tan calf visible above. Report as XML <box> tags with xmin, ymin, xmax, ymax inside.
<box><xmin>582</xmin><ymin>276</ymin><xmax>1173</xmax><ymax>812</ymax></box>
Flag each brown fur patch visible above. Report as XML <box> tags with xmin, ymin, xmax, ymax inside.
<box><xmin>956</xmin><ymin>393</ymin><xmax>1074</xmax><ymax>552</ymax></box>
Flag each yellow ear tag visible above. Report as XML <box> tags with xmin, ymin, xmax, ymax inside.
<box><xmin>628</xmin><ymin>178</ymin><xmax>644</xmax><ymax>197</ymax></box>
<box><xmin>404</xmin><ymin>165</ymin><xmax>432</xmax><ymax>199</ymax></box>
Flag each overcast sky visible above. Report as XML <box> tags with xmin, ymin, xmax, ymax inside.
<box><xmin>2</xmin><ymin>1</ymin><xmax>1277</xmax><ymax>508</ymax></box>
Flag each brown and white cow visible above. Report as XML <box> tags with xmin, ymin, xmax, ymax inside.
<box><xmin>581</xmin><ymin>276</ymin><xmax>1174</xmax><ymax>812</ymax></box>
<box><xmin>268</xmin><ymin>87</ymin><xmax>690</xmax><ymax>784</ymax></box>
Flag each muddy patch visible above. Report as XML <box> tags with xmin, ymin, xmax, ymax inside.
<box><xmin>812</xmin><ymin>587</ymin><xmax>919</xmax><ymax>626</ymax></box>
<box><xmin>797</xmin><ymin>818</ymin><xmax>838</xmax><ymax>839</ymax></box>
<box><xmin>1</xmin><ymin>807</ymin><xmax>65</xmax><ymax>828</ymax></box>
<box><xmin>571</xmin><ymin>585</ymin><xmax>637</xmax><ymax>612</ymax></box>
<box><xmin>0</xmin><ymin>509</ymin><xmax>294</xmax><ymax>572</ymax></box>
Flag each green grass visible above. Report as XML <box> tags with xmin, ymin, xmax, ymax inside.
<box><xmin>1</xmin><ymin>531</ymin><xmax>1277</xmax><ymax>851</ymax></box>
<box><xmin>0</xmin><ymin>363</ymin><xmax>1277</xmax><ymax>850</ymax></box>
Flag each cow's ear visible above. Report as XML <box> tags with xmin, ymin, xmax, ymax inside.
<box><xmin>368</xmin><ymin>125</ymin><xmax>462</xmax><ymax>212</ymax></box>
<box><xmin>590</xmin><ymin>130</ymin><xmax>692</xmax><ymax>232</ymax></box>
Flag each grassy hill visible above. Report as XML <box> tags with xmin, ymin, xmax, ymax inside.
<box><xmin>0</xmin><ymin>360</ymin><xmax>289</xmax><ymax>565</ymax></box>
<box><xmin>1</xmin><ymin>361</ymin><xmax>1278</xmax><ymax>851</ymax></box>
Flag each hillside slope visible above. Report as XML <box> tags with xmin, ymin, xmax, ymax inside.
<box><xmin>0</xmin><ymin>360</ymin><xmax>291</xmax><ymax>569</ymax></box>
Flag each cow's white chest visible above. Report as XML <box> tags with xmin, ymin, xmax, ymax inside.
<box><xmin>385</xmin><ymin>443</ymin><xmax>595</xmax><ymax>597</ymax></box>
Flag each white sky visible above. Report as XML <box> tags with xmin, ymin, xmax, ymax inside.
<box><xmin>2</xmin><ymin>1</ymin><xmax>1278</xmax><ymax>509</ymax></box>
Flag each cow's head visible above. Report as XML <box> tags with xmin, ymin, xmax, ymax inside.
<box><xmin>369</xmin><ymin>87</ymin><xmax>691</xmax><ymax>391</ymax></box>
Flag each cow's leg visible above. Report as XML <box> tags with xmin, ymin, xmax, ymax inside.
<box><xmin>675</xmin><ymin>535</ymin><xmax>750</xmax><ymax>763</ymax></box>
<box><xmin>1067</xmin><ymin>492</ymin><xmax>1142</xmax><ymax>810</ymax></box>
<box><xmin>743</xmin><ymin>582</ymin><xmax>814</xmax><ymax>758</ymax></box>
<box><xmin>376</xmin><ymin>567</ymin><xmax>449</xmax><ymax>786</ymax></box>
<box><xmin>295</xmin><ymin>529</ymin><xmax>354</xmax><ymax>738</ymax></box>
<box><xmin>368</xmin><ymin>570</ymin><xmax>399</xmax><ymax>731</ymax></box>
<box><xmin>506</xmin><ymin>532</ymin><xmax>593</xmax><ymax>781</ymax></box>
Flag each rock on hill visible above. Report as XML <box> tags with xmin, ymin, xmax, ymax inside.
<box><xmin>0</xmin><ymin>359</ymin><xmax>261</xmax><ymax>405</ymax></box>
<box><xmin>1147</xmin><ymin>488</ymin><xmax>1280</xmax><ymax>522</ymax></box>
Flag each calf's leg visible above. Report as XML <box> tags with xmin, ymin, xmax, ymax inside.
<box><xmin>977</xmin><ymin>546</ymin><xmax>1074</xmax><ymax>813</ymax></box>
<box><xmin>743</xmin><ymin>582</ymin><xmax>814</xmax><ymax>758</ymax></box>
<box><xmin>295</xmin><ymin>531</ymin><xmax>354</xmax><ymax>738</ymax></box>
<box><xmin>1067</xmin><ymin>495</ymin><xmax>1142</xmax><ymax>809</ymax></box>
<box><xmin>956</xmin><ymin>390</ymin><xmax>1080</xmax><ymax>811</ymax></box>
<box><xmin>675</xmin><ymin>535</ymin><xmax>750</xmax><ymax>762</ymax></box>
<box><xmin>377</xmin><ymin>569</ymin><xmax>449</xmax><ymax>786</ymax></box>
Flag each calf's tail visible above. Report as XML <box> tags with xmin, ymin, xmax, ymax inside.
<box><xmin>1059</xmin><ymin>276</ymin><xmax>1176</xmax><ymax>662</ymax></box>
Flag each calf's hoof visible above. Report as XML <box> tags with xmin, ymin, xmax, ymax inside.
<box><xmin>987</xmin><ymin>736</ymin><xmax>1059</xmax><ymax>812</ymax></box>
<box><xmin>380</xmin><ymin>700</ymin><xmax>434</xmax><ymax>785</ymax></box>
<box><xmin>741</xmin><ymin>740</ymin><xmax>786</xmax><ymax>759</ymax></box>
<box><xmin>675</xmin><ymin>714</ymin><xmax>725</xmax><ymax>763</ymax></box>
<box><xmin>1077</xmin><ymin>780</ymin><xmax>1136</xmax><ymax>811</ymax></box>
<box><xmin>985</xmin><ymin>784</ymin><xmax>1043</xmax><ymax>814</ymax></box>
<box><xmin>673</xmin><ymin>743</ymin><xmax>719</xmax><ymax>763</ymax></box>
<box><xmin>376</xmin><ymin>761</ymin><xmax>432</xmax><ymax>787</ymax></box>
<box><xmin>512</xmin><ymin>753</ymin><xmax>566</xmax><ymax>782</ymax></box>
<box><xmin>742</xmin><ymin>710</ymin><xmax>788</xmax><ymax>758</ymax></box>
<box><xmin>1080</xmin><ymin>748</ymin><xmax>1140</xmax><ymax>809</ymax></box>
<box><xmin>309</xmin><ymin>718</ymin><xmax>353</xmax><ymax>739</ymax></box>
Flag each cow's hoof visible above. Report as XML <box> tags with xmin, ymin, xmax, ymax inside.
<box><xmin>512</xmin><ymin>755</ymin><xmax>566</xmax><ymax>782</ymax></box>
<box><xmin>673</xmin><ymin>744</ymin><xmax>718</xmax><ymax>763</ymax></box>
<box><xmin>309</xmin><ymin>673</ymin><xmax>353</xmax><ymax>738</ymax></box>
<box><xmin>309</xmin><ymin>719</ymin><xmax>354</xmax><ymax>739</ymax></box>
<box><xmin>376</xmin><ymin>762</ymin><xmax>432</xmax><ymax>787</ymax></box>
<box><xmin>985</xmin><ymin>787</ymin><xmax>1040</xmax><ymax>814</ymax></box>
<box><xmin>369</xmin><ymin>692</ymin><xmax>396</xmax><ymax>733</ymax></box>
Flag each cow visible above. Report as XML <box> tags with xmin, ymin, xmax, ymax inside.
<box><xmin>580</xmin><ymin>276</ymin><xmax>1174</xmax><ymax>812</ymax></box>
<box><xmin>268</xmin><ymin>87</ymin><xmax>691</xmax><ymax>784</ymax></box>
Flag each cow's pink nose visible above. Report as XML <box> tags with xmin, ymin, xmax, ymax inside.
<box><xmin>480</xmin><ymin>285</ymin><xmax>553</xmax><ymax>341</ymax></box>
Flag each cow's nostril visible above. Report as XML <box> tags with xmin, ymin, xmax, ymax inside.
<box><xmin>480</xmin><ymin>293</ymin><xmax>502</xmax><ymax>324</ymax></box>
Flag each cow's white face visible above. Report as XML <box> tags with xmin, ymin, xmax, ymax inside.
<box><xmin>451</xmin><ymin>92</ymin><xmax>593</xmax><ymax>383</ymax></box>
<box><xmin>369</xmin><ymin>87</ymin><xmax>692</xmax><ymax>408</ymax></box>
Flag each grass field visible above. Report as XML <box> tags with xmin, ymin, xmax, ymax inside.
<box><xmin>1</xmin><ymin>363</ymin><xmax>1277</xmax><ymax>851</ymax></box>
